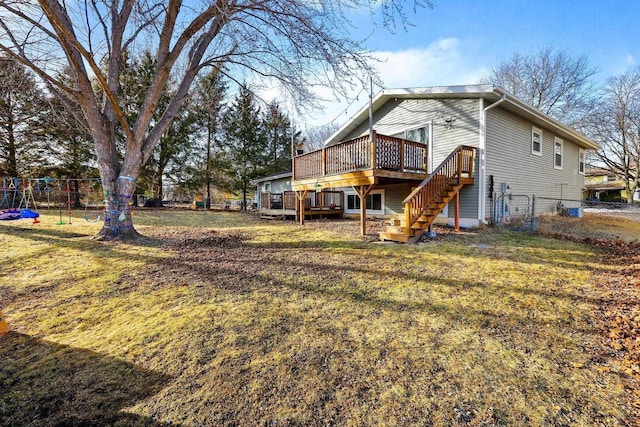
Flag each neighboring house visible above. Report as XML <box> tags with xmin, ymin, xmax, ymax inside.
<box><xmin>585</xmin><ymin>167</ymin><xmax>640</xmax><ymax>202</ymax></box>
<box><xmin>292</xmin><ymin>84</ymin><xmax>599</xmax><ymax>242</ymax></box>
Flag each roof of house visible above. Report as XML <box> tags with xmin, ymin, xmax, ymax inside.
<box><xmin>250</xmin><ymin>169</ymin><xmax>292</xmax><ymax>185</ymax></box>
<box><xmin>585</xmin><ymin>166</ymin><xmax>614</xmax><ymax>177</ymax></box>
<box><xmin>585</xmin><ymin>182</ymin><xmax>625</xmax><ymax>191</ymax></box>
<box><xmin>324</xmin><ymin>84</ymin><xmax>600</xmax><ymax>151</ymax></box>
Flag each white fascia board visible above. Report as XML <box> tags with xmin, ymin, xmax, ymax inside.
<box><xmin>250</xmin><ymin>172</ymin><xmax>293</xmax><ymax>185</ymax></box>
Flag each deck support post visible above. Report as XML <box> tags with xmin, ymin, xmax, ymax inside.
<box><xmin>454</xmin><ymin>189</ymin><xmax>460</xmax><ymax>232</ymax></box>
<box><xmin>353</xmin><ymin>184</ymin><xmax>375</xmax><ymax>236</ymax></box>
<box><xmin>295</xmin><ymin>190</ymin><xmax>308</xmax><ymax>225</ymax></box>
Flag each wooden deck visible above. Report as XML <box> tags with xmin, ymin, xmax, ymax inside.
<box><xmin>292</xmin><ymin>133</ymin><xmax>429</xmax><ymax>190</ymax></box>
<box><xmin>259</xmin><ymin>190</ymin><xmax>344</xmax><ymax>219</ymax></box>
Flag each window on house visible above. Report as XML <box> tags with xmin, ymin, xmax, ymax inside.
<box><xmin>405</xmin><ymin>126</ymin><xmax>429</xmax><ymax>144</ymax></box>
<box><xmin>531</xmin><ymin>127</ymin><xmax>542</xmax><ymax>156</ymax></box>
<box><xmin>264</xmin><ymin>183</ymin><xmax>271</xmax><ymax>192</ymax></box>
<box><xmin>554</xmin><ymin>138</ymin><xmax>563</xmax><ymax>170</ymax></box>
<box><xmin>578</xmin><ymin>149</ymin><xmax>585</xmax><ymax>175</ymax></box>
<box><xmin>345</xmin><ymin>190</ymin><xmax>384</xmax><ymax>214</ymax></box>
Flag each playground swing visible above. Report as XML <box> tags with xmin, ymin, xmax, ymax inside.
<box><xmin>83</xmin><ymin>180</ymin><xmax>103</xmax><ymax>223</ymax></box>
<box><xmin>18</xmin><ymin>181</ymin><xmax>40</xmax><ymax>223</ymax></box>
<box><xmin>0</xmin><ymin>179</ymin><xmax>40</xmax><ymax>223</ymax></box>
<box><xmin>0</xmin><ymin>179</ymin><xmax>9</xmax><ymax>209</ymax></box>
<box><xmin>55</xmin><ymin>180</ymin><xmax>69</xmax><ymax>225</ymax></box>
<box><xmin>38</xmin><ymin>178</ymin><xmax>53</xmax><ymax>208</ymax></box>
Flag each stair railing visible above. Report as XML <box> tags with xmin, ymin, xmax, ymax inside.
<box><xmin>402</xmin><ymin>145</ymin><xmax>476</xmax><ymax>235</ymax></box>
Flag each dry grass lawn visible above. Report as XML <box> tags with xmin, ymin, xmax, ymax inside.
<box><xmin>0</xmin><ymin>210</ymin><xmax>638</xmax><ymax>425</ymax></box>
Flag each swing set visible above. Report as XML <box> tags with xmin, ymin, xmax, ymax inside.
<box><xmin>0</xmin><ymin>178</ymin><xmax>40</xmax><ymax>223</ymax></box>
<box><xmin>0</xmin><ymin>177</ymin><xmax>105</xmax><ymax>225</ymax></box>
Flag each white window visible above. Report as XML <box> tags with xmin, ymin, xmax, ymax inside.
<box><xmin>578</xmin><ymin>149</ymin><xmax>585</xmax><ymax>175</ymax></box>
<box><xmin>393</xmin><ymin>124</ymin><xmax>430</xmax><ymax>144</ymax></box>
<box><xmin>345</xmin><ymin>190</ymin><xmax>385</xmax><ymax>215</ymax></box>
<box><xmin>405</xmin><ymin>125</ymin><xmax>429</xmax><ymax>144</ymax></box>
<box><xmin>554</xmin><ymin>137</ymin><xmax>563</xmax><ymax>170</ymax></box>
<box><xmin>264</xmin><ymin>182</ymin><xmax>271</xmax><ymax>192</ymax></box>
<box><xmin>531</xmin><ymin>127</ymin><xmax>542</xmax><ymax>156</ymax></box>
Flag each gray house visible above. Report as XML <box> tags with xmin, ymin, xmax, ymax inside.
<box><xmin>292</xmin><ymin>84</ymin><xmax>599</xmax><ymax>242</ymax></box>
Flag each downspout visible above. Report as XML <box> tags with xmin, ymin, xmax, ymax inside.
<box><xmin>478</xmin><ymin>93</ymin><xmax>507</xmax><ymax>224</ymax></box>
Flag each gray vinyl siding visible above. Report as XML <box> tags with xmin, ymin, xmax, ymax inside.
<box><xmin>485</xmin><ymin>108</ymin><xmax>585</xmax><ymax>217</ymax></box>
<box><xmin>343</xmin><ymin>98</ymin><xmax>481</xmax><ymax>220</ymax></box>
<box><xmin>256</xmin><ymin>176</ymin><xmax>292</xmax><ymax>208</ymax></box>
<box><xmin>381</xmin><ymin>183</ymin><xmax>413</xmax><ymax>216</ymax></box>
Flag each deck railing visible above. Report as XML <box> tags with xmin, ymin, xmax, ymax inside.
<box><xmin>261</xmin><ymin>190</ymin><xmax>343</xmax><ymax>211</ymax></box>
<box><xmin>402</xmin><ymin>145</ymin><xmax>475</xmax><ymax>234</ymax></box>
<box><xmin>293</xmin><ymin>133</ymin><xmax>428</xmax><ymax>180</ymax></box>
<box><xmin>261</xmin><ymin>191</ymin><xmax>297</xmax><ymax>210</ymax></box>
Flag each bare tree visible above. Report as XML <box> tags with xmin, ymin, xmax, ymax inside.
<box><xmin>302</xmin><ymin>123</ymin><xmax>341</xmax><ymax>152</ymax></box>
<box><xmin>0</xmin><ymin>0</ymin><xmax>431</xmax><ymax>240</ymax></box>
<box><xmin>484</xmin><ymin>46</ymin><xmax>598</xmax><ymax>127</ymax></box>
<box><xmin>589</xmin><ymin>68</ymin><xmax>640</xmax><ymax>203</ymax></box>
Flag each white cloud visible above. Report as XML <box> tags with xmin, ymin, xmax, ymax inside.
<box><xmin>303</xmin><ymin>38</ymin><xmax>488</xmax><ymax>128</ymax></box>
<box><xmin>626</xmin><ymin>54</ymin><xmax>635</xmax><ymax>65</ymax></box>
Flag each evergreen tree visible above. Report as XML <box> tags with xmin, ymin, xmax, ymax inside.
<box><xmin>0</xmin><ymin>55</ymin><xmax>49</xmax><ymax>177</ymax></box>
<box><xmin>262</xmin><ymin>101</ymin><xmax>296</xmax><ymax>175</ymax></box>
<box><xmin>223</xmin><ymin>86</ymin><xmax>267</xmax><ymax>210</ymax></box>
<box><xmin>38</xmin><ymin>93</ymin><xmax>97</xmax><ymax>207</ymax></box>
<box><xmin>193</xmin><ymin>69</ymin><xmax>231</xmax><ymax>208</ymax></box>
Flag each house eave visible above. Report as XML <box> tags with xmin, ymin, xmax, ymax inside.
<box><xmin>250</xmin><ymin>171</ymin><xmax>293</xmax><ymax>185</ymax></box>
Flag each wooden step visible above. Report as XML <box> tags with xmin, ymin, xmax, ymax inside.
<box><xmin>384</xmin><ymin>225</ymin><xmax>405</xmax><ymax>234</ymax></box>
<box><xmin>379</xmin><ymin>232</ymin><xmax>412</xmax><ymax>243</ymax></box>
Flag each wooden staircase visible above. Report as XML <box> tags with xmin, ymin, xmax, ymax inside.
<box><xmin>380</xmin><ymin>145</ymin><xmax>476</xmax><ymax>243</ymax></box>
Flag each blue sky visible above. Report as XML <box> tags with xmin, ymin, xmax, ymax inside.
<box><xmin>302</xmin><ymin>0</ymin><xmax>640</xmax><ymax>128</ymax></box>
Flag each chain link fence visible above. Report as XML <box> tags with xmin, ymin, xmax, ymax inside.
<box><xmin>490</xmin><ymin>194</ymin><xmax>533</xmax><ymax>231</ymax></box>
<box><xmin>492</xmin><ymin>192</ymin><xmax>640</xmax><ymax>232</ymax></box>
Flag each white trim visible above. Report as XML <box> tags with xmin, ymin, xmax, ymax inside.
<box><xmin>428</xmin><ymin>120</ymin><xmax>434</xmax><ymax>173</ymax></box>
<box><xmin>531</xmin><ymin>126</ymin><xmax>542</xmax><ymax>156</ymax></box>
<box><xmin>344</xmin><ymin>189</ymin><xmax>385</xmax><ymax>215</ymax></box>
<box><xmin>554</xmin><ymin>137</ymin><xmax>564</xmax><ymax>170</ymax></box>
<box><xmin>478</xmin><ymin>98</ymin><xmax>485</xmax><ymax>221</ymax></box>
<box><xmin>578</xmin><ymin>149</ymin><xmax>585</xmax><ymax>175</ymax></box>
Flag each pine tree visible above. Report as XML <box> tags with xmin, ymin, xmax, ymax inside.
<box><xmin>223</xmin><ymin>86</ymin><xmax>267</xmax><ymax>210</ymax></box>
<box><xmin>0</xmin><ymin>55</ymin><xmax>49</xmax><ymax>177</ymax></box>
<box><xmin>193</xmin><ymin>69</ymin><xmax>231</xmax><ymax>208</ymax></box>
<box><xmin>262</xmin><ymin>102</ymin><xmax>296</xmax><ymax>175</ymax></box>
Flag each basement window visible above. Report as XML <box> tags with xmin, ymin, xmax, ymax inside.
<box><xmin>345</xmin><ymin>190</ymin><xmax>385</xmax><ymax>215</ymax></box>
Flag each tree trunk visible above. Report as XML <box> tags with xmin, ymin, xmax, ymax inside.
<box><xmin>7</xmin><ymin>119</ymin><xmax>17</xmax><ymax>178</ymax></box>
<box><xmin>242</xmin><ymin>187</ymin><xmax>247</xmax><ymax>212</ymax></box>
<box><xmin>94</xmin><ymin>172</ymin><xmax>141</xmax><ymax>241</ymax></box>
<box><xmin>72</xmin><ymin>179</ymin><xmax>82</xmax><ymax>209</ymax></box>
<box><xmin>206</xmin><ymin>129</ymin><xmax>212</xmax><ymax>209</ymax></box>
<box><xmin>156</xmin><ymin>172</ymin><xmax>164</xmax><ymax>207</ymax></box>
